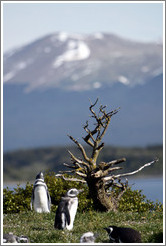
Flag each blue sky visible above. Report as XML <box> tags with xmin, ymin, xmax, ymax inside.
<box><xmin>2</xmin><ymin>1</ymin><xmax>164</xmax><ymax>52</ymax></box>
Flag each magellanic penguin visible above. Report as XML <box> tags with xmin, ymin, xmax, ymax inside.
<box><xmin>17</xmin><ymin>235</ymin><xmax>30</xmax><ymax>243</ymax></box>
<box><xmin>104</xmin><ymin>225</ymin><xmax>142</xmax><ymax>243</ymax></box>
<box><xmin>3</xmin><ymin>232</ymin><xmax>29</xmax><ymax>243</ymax></box>
<box><xmin>54</xmin><ymin>188</ymin><xmax>82</xmax><ymax>230</ymax></box>
<box><xmin>80</xmin><ymin>232</ymin><xmax>97</xmax><ymax>243</ymax></box>
<box><xmin>3</xmin><ymin>233</ymin><xmax>18</xmax><ymax>243</ymax></box>
<box><xmin>30</xmin><ymin>171</ymin><xmax>51</xmax><ymax>213</ymax></box>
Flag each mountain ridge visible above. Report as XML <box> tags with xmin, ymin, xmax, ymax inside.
<box><xmin>4</xmin><ymin>32</ymin><xmax>162</xmax><ymax>92</ymax></box>
<box><xmin>3</xmin><ymin>32</ymin><xmax>163</xmax><ymax>151</ymax></box>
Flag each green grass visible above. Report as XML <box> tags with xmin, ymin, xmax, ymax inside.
<box><xmin>3</xmin><ymin>210</ymin><xmax>163</xmax><ymax>243</ymax></box>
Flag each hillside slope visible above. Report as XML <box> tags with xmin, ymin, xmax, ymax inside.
<box><xmin>3</xmin><ymin>145</ymin><xmax>163</xmax><ymax>182</ymax></box>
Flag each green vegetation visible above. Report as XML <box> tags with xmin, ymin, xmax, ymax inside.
<box><xmin>3</xmin><ymin>173</ymin><xmax>163</xmax><ymax>243</ymax></box>
<box><xmin>3</xmin><ymin>172</ymin><xmax>163</xmax><ymax>214</ymax></box>
<box><xmin>4</xmin><ymin>145</ymin><xmax>163</xmax><ymax>182</ymax></box>
<box><xmin>3</xmin><ymin>210</ymin><xmax>163</xmax><ymax>243</ymax></box>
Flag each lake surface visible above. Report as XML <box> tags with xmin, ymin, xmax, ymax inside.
<box><xmin>127</xmin><ymin>176</ymin><xmax>163</xmax><ymax>203</ymax></box>
<box><xmin>3</xmin><ymin>176</ymin><xmax>163</xmax><ymax>203</ymax></box>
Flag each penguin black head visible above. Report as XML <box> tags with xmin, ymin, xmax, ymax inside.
<box><xmin>104</xmin><ymin>226</ymin><xmax>118</xmax><ymax>242</ymax></box>
<box><xmin>80</xmin><ymin>232</ymin><xmax>97</xmax><ymax>243</ymax></box>
<box><xmin>104</xmin><ymin>225</ymin><xmax>118</xmax><ymax>232</ymax></box>
<box><xmin>36</xmin><ymin>171</ymin><xmax>44</xmax><ymax>180</ymax></box>
<box><xmin>66</xmin><ymin>188</ymin><xmax>83</xmax><ymax>197</ymax></box>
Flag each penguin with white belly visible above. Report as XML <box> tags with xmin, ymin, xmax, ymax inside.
<box><xmin>30</xmin><ymin>171</ymin><xmax>51</xmax><ymax>213</ymax></box>
<box><xmin>54</xmin><ymin>188</ymin><xmax>82</xmax><ymax>230</ymax></box>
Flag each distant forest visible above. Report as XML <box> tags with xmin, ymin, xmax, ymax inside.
<box><xmin>3</xmin><ymin>145</ymin><xmax>163</xmax><ymax>182</ymax></box>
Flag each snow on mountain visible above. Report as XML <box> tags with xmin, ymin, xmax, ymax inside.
<box><xmin>53</xmin><ymin>40</ymin><xmax>90</xmax><ymax>68</ymax></box>
<box><xmin>3</xmin><ymin>32</ymin><xmax>163</xmax><ymax>92</ymax></box>
<box><xmin>3</xmin><ymin>32</ymin><xmax>163</xmax><ymax>151</ymax></box>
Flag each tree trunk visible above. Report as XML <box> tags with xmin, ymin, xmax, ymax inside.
<box><xmin>87</xmin><ymin>175</ymin><xmax>117</xmax><ymax>212</ymax></box>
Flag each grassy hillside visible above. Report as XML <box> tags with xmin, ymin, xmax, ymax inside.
<box><xmin>4</xmin><ymin>145</ymin><xmax>163</xmax><ymax>182</ymax></box>
<box><xmin>3</xmin><ymin>210</ymin><xmax>163</xmax><ymax>243</ymax></box>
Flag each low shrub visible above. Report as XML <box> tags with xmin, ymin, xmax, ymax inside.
<box><xmin>3</xmin><ymin>182</ymin><xmax>33</xmax><ymax>213</ymax></box>
<box><xmin>117</xmin><ymin>187</ymin><xmax>163</xmax><ymax>212</ymax></box>
<box><xmin>3</xmin><ymin>172</ymin><xmax>163</xmax><ymax>213</ymax></box>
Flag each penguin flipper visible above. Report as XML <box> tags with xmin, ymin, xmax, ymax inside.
<box><xmin>54</xmin><ymin>200</ymin><xmax>66</xmax><ymax>229</ymax></box>
<box><xmin>64</xmin><ymin>202</ymin><xmax>71</xmax><ymax>225</ymax></box>
<box><xmin>46</xmin><ymin>189</ymin><xmax>51</xmax><ymax>211</ymax></box>
<box><xmin>54</xmin><ymin>200</ymin><xmax>70</xmax><ymax>229</ymax></box>
<box><xmin>30</xmin><ymin>189</ymin><xmax>34</xmax><ymax>210</ymax></box>
<box><xmin>54</xmin><ymin>209</ymin><xmax>66</xmax><ymax>229</ymax></box>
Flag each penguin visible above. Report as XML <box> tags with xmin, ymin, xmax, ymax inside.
<box><xmin>104</xmin><ymin>225</ymin><xmax>142</xmax><ymax>243</ymax></box>
<box><xmin>3</xmin><ymin>233</ymin><xmax>29</xmax><ymax>243</ymax></box>
<box><xmin>17</xmin><ymin>235</ymin><xmax>30</xmax><ymax>243</ymax></box>
<box><xmin>30</xmin><ymin>171</ymin><xmax>51</xmax><ymax>213</ymax></box>
<box><xmin>3</xmin><ymin>233</ymin><xmax>18</xmax><ymax>243</ymax></box>
<box><xmin>80</xmin><ymin>232</ymin><xmax>97</xmax><ymax>243</ymax></box>
<box><xmin>54</xmin><ymin>188</ymin><xmax>82</xmax><ymax>230</ymax></box>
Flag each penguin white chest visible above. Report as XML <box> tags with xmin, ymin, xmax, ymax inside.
<box><xmin>34</xmin><ymin>186</ymin><xmax>49</xmax><ymax>213</ymax></box>
<box><xmin>66</xmin><ymin>198</ymin><xmax>78</xmax><ymax>230</ymax></box>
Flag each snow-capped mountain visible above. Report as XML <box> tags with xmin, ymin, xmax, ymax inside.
<box><xmin>3</xmin><ymin>32</ymin><xmax>163</xmax><ymax>152</ymax></box>
<box><xmin>3</xmin><ymin>32</ymin><xmax>162</xmax><ymax>92</ymax></box>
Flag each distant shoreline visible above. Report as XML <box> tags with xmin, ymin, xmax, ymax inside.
<box><xmin>3</xmin><ymin>174</ymin><xmax>163</xmax><ymax>185</ymax></box>
<box><xmin>3</xmin><ymin>176</ymin><xmax>163</xmax><ymax>203</ymax></box>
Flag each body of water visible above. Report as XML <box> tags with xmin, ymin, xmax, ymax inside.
<box><xmin>3</xmin><ymin>176</ymin><xmax>163</xmax><ymax>203</ymax></box>
<box><xmin>128</xmin><ymin>176</ymin><xmax>163</xmax><ymax>203</ymax></box>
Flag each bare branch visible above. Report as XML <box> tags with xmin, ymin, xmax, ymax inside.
<box><xmin>116</xmin><ymin>178</ymin><xmax>128</xmax><ymax>200</ymax></box>
<box><xmin>55</xmin><ymin>174</ymin><xmax>86</xmax><ymax>183</ymax></box>
<box><xmin>96</xmin><ymin>142</ymin><xmax>105</xmax><ymax>151</ymax></box>
<box><xmin>75</xmin><ymin>171</ymin><xmax>87</xmax><ymax>178</ymax></box>
<box><xmin>93</xmin><ymin>166</ymin><xmax>123</xmax><ymax>179</ymax></box>
<box><xmin>97</xmin><ymin>115</ymin><xmax>110</xmax><ymax>141</ymax></box>
<box><xmin>63</xmin><ymin>163</ymin><xmax>77</xmax><ymax>169</ymax></box>
<box><xmin>68</xmin><ymin>150</ymin><xmax>90</xmax><ymax>169</ymax></box>
<box><xmin>92</xmin><ymin>170</ymin><xmax>103</xmax><ymax>178</ymax></box>
<box><xmin>83</xmin><ymin>121</ymin><xmax>97</xmax><ymax>147</ymax></box>
<box><xmin>103</xmin><ymin>158</ymin><xmax>126</xmax><ymax>170</ymax></box>
<box><xmin>105</xmin><ymin>178</ymin><xmax>128</xmax><ymax>201</ymax></box>
<box><xmin>103</xmin><ymin>159</ymin><xmax>158</xmax><ymax>182</ymax></box>
<box><xmin>82</xmin><ymin>137</ymin><xmax>94</xmax><ymax>147</ymax></box>
<box><xmin>59</xmin><ymin>170</ymin><xmax>75</xmax><ymax>174</ymax></box>
<box><xmin>64</xmin><ymin>160</ymin><xmax>83</xmax><ymax>169</ymax></box>
<box><xmin>89</xmin><ymin>98</ymin><xmax>99</xmax><ymax>119</ymax></box>
<box><xmin>106</xmin><ymin>166</ymin><xmax>123</xmax><ymax>173</ymax></box>
<box><xmin>97</xmin><ymin>106</ymin><xmax>120</xmax><ymax>141</ymax></box>
<box><xmin>107</xmin><ymin>107</ymin><xmax>120</xmax><ymax>118</ymax></box>
<box><xmin>114</xmin><ymin>159</ymin><xmax>158</xmax><ymax>178</ymax></box>
<box><xmin>68</xmin><ymin>135</ymin><xmax>90</xmax><ymax>163</ymax></box>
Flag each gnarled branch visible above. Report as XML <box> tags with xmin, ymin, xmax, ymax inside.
<box><xmin>68</xmin><ymin>135</ymin><xmax>90</xmax><ymax>163</ymax></box>
<box><xmin>67</xmin><ymin>150</ymin><xmax>89</xmax><ymax>169</ymax></box>
<box><xmin>104</xmin><ymin>158</ymin><xmax>126</xmax><ymax>168</ymax></box>
<box><xmin>55</xmin><ymin>174</ymin><xmax>86</xmax><ymax>183</ymax></box>
<box><xmin>103</xmin><ymin>159</ymin><xmax>158</xmax><ymax>182</ymax></box>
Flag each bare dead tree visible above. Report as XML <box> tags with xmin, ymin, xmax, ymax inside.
<box><xmin>56</xmin><ymin>98</ymin><xmax>158</xmax><ymax>211</ymax></box>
